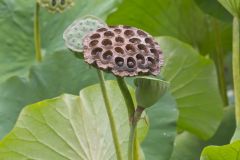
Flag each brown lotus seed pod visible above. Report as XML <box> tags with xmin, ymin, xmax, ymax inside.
<box><xmin>37</xmin><ymin>0</ymin><xmax>74</xmax><ymax>13</ymax></box>
<box><xmin>83</xmin><ymin>25</ymin><xmax>163</xmax><ymax>77</ymax></box>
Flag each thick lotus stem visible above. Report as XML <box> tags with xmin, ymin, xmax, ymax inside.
<box><xmin>34</xmin><ymin>3</ymin><xmax>42</xmax><ymax>62</ymax></box>
<box><xmin>128</xmin><ymin>107</ymin><xmax>144</xmax><ymax>160</ymax></box>
<box><xmin>97</xmin><ymin>70</ymin><xmax>123</xmax><ymax>160</ymax></box>
<box><xmin>233</xmin><ymin>17</ymin><xmax>240</xmax><ymax>125</ymax></box>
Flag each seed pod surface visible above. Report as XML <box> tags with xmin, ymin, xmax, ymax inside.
<box><xmin>83</xmin><ymin>25</ymin><xmax>163</xmax><ymax>77</ymax></box>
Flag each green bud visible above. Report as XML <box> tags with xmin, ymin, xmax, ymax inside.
<box><xmin>134</xmin><ymin>77</ymin><xmax>169</xmax><ymax>108</ymax></box>
<box><xmin>63</xmin><ymin>16</ymin><xmax>106</xmax><ymax>54</ymax></box>
<box><xmin>37</xmin><ymin>0</ymin><xmax>74</xmax><ymax>13</ymax></box>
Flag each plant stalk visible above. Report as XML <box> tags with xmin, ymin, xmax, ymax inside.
<box><xmin>116</xmin><ymin>77</ymin><xmax>139</xmax><ymax>160</ymax></box>
<box><xmin>212</xmin><ymin>19</ymin><xmax>228</xmax><ymax>106</ymax></box>
<box><xmin>97</xmin><ymin>70</ymin><xmax>123</xmax><ymax>160</ymax></box>
<box><xmin>128</xmin><ymin>122</ymin><xmax>137</xmax><ymax>160</ymax></box>
<box><xmin>128</xmin><ymin>107</ymin><xmax>144</xmax><ymax>160</ymax></box>
<box><xmin>34</xmin><ymin>3</ymin><xmax>42</xmax><ymax>62</ymax></box>
<box><xmin>116</xmin><ymin>77</ymin><xmax>135</xmax><ymax>119</ymax></box>
<box><xmin>233</xmin><ymin>17</ymin><xmax>240</xmax><ymax>125</ymax></box>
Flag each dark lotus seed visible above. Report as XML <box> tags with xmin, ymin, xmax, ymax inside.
<box><xmin>128</xmin><ymin>61</ymin><xmax>135</xmax><ymax>68</ymax></box>
<box><xmin>137</xmin><ymin>59</ymin><xmax>143</xmax><ymax>64</ymax></box>
<box><xmin>91</xmin><ymin>48</ymin><xmax>103</xmax><ymax>56</ymax></box>
<box><xmin>136</xmin><ymin>54</ymin><xmax>145</xmax><ymax>64</ymax></box>
<box><xmin>117</xmin><ymin>61</ymin><xmax>124</xmax><ymax>66</ymax></box>
<box><xmin>103</xmin><ymin>51</ymin><xmax>113</xmax><ymax>60</ymax></box>
<box><xmin>90</xmin><ymin>33</ymin><xmax>101</xmax><ymax>39</ymax></box>
<box><xmin>107</xmin><ymin>55</ymin><xmax>111</xmax><ymax>59</ymax></box>
<box><xmin>137</xmin><ymin>30</ymin><xmax>148</xmax><ymax>37</ymax></box>
<box><xmin>147</xmin><ymin>57</ymin><xmax>155</xmax><ymax>66</ymax></box>
<box><xmin>115</xmin><ymin>57</ymin><xmax>124</xmax><ymax>67</ymax></box>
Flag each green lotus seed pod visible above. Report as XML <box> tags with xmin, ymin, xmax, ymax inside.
<box><xmin>37</xmin><ymin>0</ymin><xmax>74</xmax><ymax>13</ymax></box>
<box><xmin>134</xmin><ymin>77</ymin><xmax>169</xmax><ymax>108</ymax></box>
<box><xmin>63</xmin><ymin>16</ymin><xmax>106</xmax><ymax>54</ymax></box>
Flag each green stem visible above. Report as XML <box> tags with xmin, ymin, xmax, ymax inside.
<box><xmin>233</xmin><ymin>17</ymin><xmax>240</xmax><ymax>125</ymax></box>
<box><xmin>212</xmin><ymin>19</ymin><xmax>228</xmax><ymax>106</ymax></box>
<box><xmin>97</xmin><ymin>70</ymin><xmax>123</xmax><ymax>160</ymax></box>
<box><xmin>116</xmin><ymin>77</ymin><xmax>138</xmax><ymax>160</ymax></box>
<box><xmin>128</xmin><ymin>107</ymin><xmax>144</xmax><ymax>160</ymax></box>
<box><xmin>128</xmin><ymin>123</ymin><xmax>137</xmax><ymax>160</ymax></box>
<box><xmin>34</xmin><ymin>3</ymin><xmax>42</xmax><ymax>62</ymax></box>
<box><xmin>116</xmin><ymin>77</ymin><xmax>135</xmax><ymax>119</ymax></box>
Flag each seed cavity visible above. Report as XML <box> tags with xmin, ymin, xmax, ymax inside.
<box><xmin>127</xmin><ymin>57</ymin><xmax>136</xmax><ymax>68</ymax></box>
<box><xmin>150</xmin><ymin>48</ymin><xmax>159</xmax><ymax>57</ymax></box>
<box><xmin>114</xmin><ymin>29</ymin><xmax>122</xmax><ymax>34</ymax></box>
<box><xmin>126</xmin><ymin>44</ymin><xmax>136</xmax><ymax>53</ymax></box>
<box><xmin>103</xmin><ymin>50</ymin><xmax>113</xmax><ymax>60</ymax></box>
<box><xmin>91</xmin><ymin>48</ymin><xmax>103</xmax><ymax>56</ymax></box>
<box><xmin>115</xmin><ymin>37</ymin><xmax>124</xmax><ymax>43</ymax></box>
<box><xmin>129</xmin><ymin>38</ymin><xmax>141</xmax><ymax>44</ymax></box>
<box><xmin>90</xmin><ymin>33</ymin><xmax>101</xmax><ymax>39</ymax></box>
<box><xmin>124</xmin><ymin>30</ymin><xmax>135</xmax><ymax>37</ymax></box>
<box><xmin>136</xmin><ymin>54</ymin><xmax>145</xmax><ymax>64</ymax></box>
<box><xmin>147</xmin><ymin>57</ymin><xmax>155</xmax><ymax>66</ymax></box>
<box><xmin>89</xmin><ymin>40</ymin><xmax>99</xmax><ymax>47</ymax></box>
<box><xmin>102</xmin><ymin>39</ymin><xmax>112</xmax><ymax>46</ymax></box>
<box><xmin>138</xmin><ymin>44</ymin><xmax>148</xmax><ymax>53</ymax></box>
<box><xmin>145</xmin><ymin>38</ymin><xmax>154</xmax><ymax>45</ymax></box>
<box><xmin>137</xmin><ymin>30</ymin><xmax>147</xmax><ymax>37</ymax></box>
<box><xmin>115</xmin><ymin>57</ymin><xmax>124</xmax><ymax>67</ymax></box>
<box><xmin>115</xmin><ymin>47</ymin><xmax>124</xmax><ymax>54</ymax></box>
<box><xmin>104</xmin><ymin>31</ymin><xmax>114</xmax><ymax>37</ymax></box>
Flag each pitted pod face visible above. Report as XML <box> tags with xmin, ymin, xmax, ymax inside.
<box><xmin>82</xmin><ymin>25</ymin><xmax>163</xmax><ymax>77</ymax></box>
<box><xmin>37</xmin><ymin>0</ymin><xmax>74</xmax><ymax>12</ymax></box>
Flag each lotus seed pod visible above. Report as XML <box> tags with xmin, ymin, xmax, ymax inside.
<box><xmin>82</xmin><ymin>25</ymin><xmax>163</xmax><ymax>77</ymax></box>
<box><xmin>63</xmin><ymin>16</ymin><xmax>106</xmax><ymax>53</ymax></box>
<box><xmin>37</xmin><ymin>0</ymin><xmax>74</xmax><ymax>13</ymax></box>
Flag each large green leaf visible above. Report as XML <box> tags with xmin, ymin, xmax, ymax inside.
<box><xmin>170</xmin><ymin>107</ymin><xmax>235</xmax><ymax>160</ymax></box>
<box><xmin>158</xmin><ymin>37</ymin><xmax>223</xmax><ymax>139</ymax></box>
<box><xmin>0</xmin><ymin>81</ymin><xmax>134</xmax><ymax>159</ymax></box>
<box><xmin>0</xmin><ymin>52</ymin><xmax>99</xmax><ymax>139</ymax></box>
<box><xmin>201</xmin><ymin>141</ymin><xmax>240</xmax><ymax>160</ymax></box>
<box><xmin>0</xmin><ymin>0</ymin><xmax>120</xmax><ymax>82</ymax></box>
<box><xmin>107</xmin><ymin>0</ymin><xmax>231</xmax><ymax>56</ymax></box>
<box><xmin>0</xmin><ymin>0</ymin><xmax>35</xmax><ymax>82</ymax></box>
<box><xmin>141</xmin><ymin>92</ymin><xmax>178</xmax><ymax>160</ymax></box>
<box><xmin>194</xmin><ymin>0</ymin><xmax>232</xmax><ymax>22</ymax></box>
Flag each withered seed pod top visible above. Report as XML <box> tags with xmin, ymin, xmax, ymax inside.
<box><xmin>37</xmin><ymin>0</ymin><xmax>74</xmax><ymax>12</ymax></box>
<box><xmin>83</xmin><ymin>25</ymin><xmax>163</xmax><ymax>77</ymax></box>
